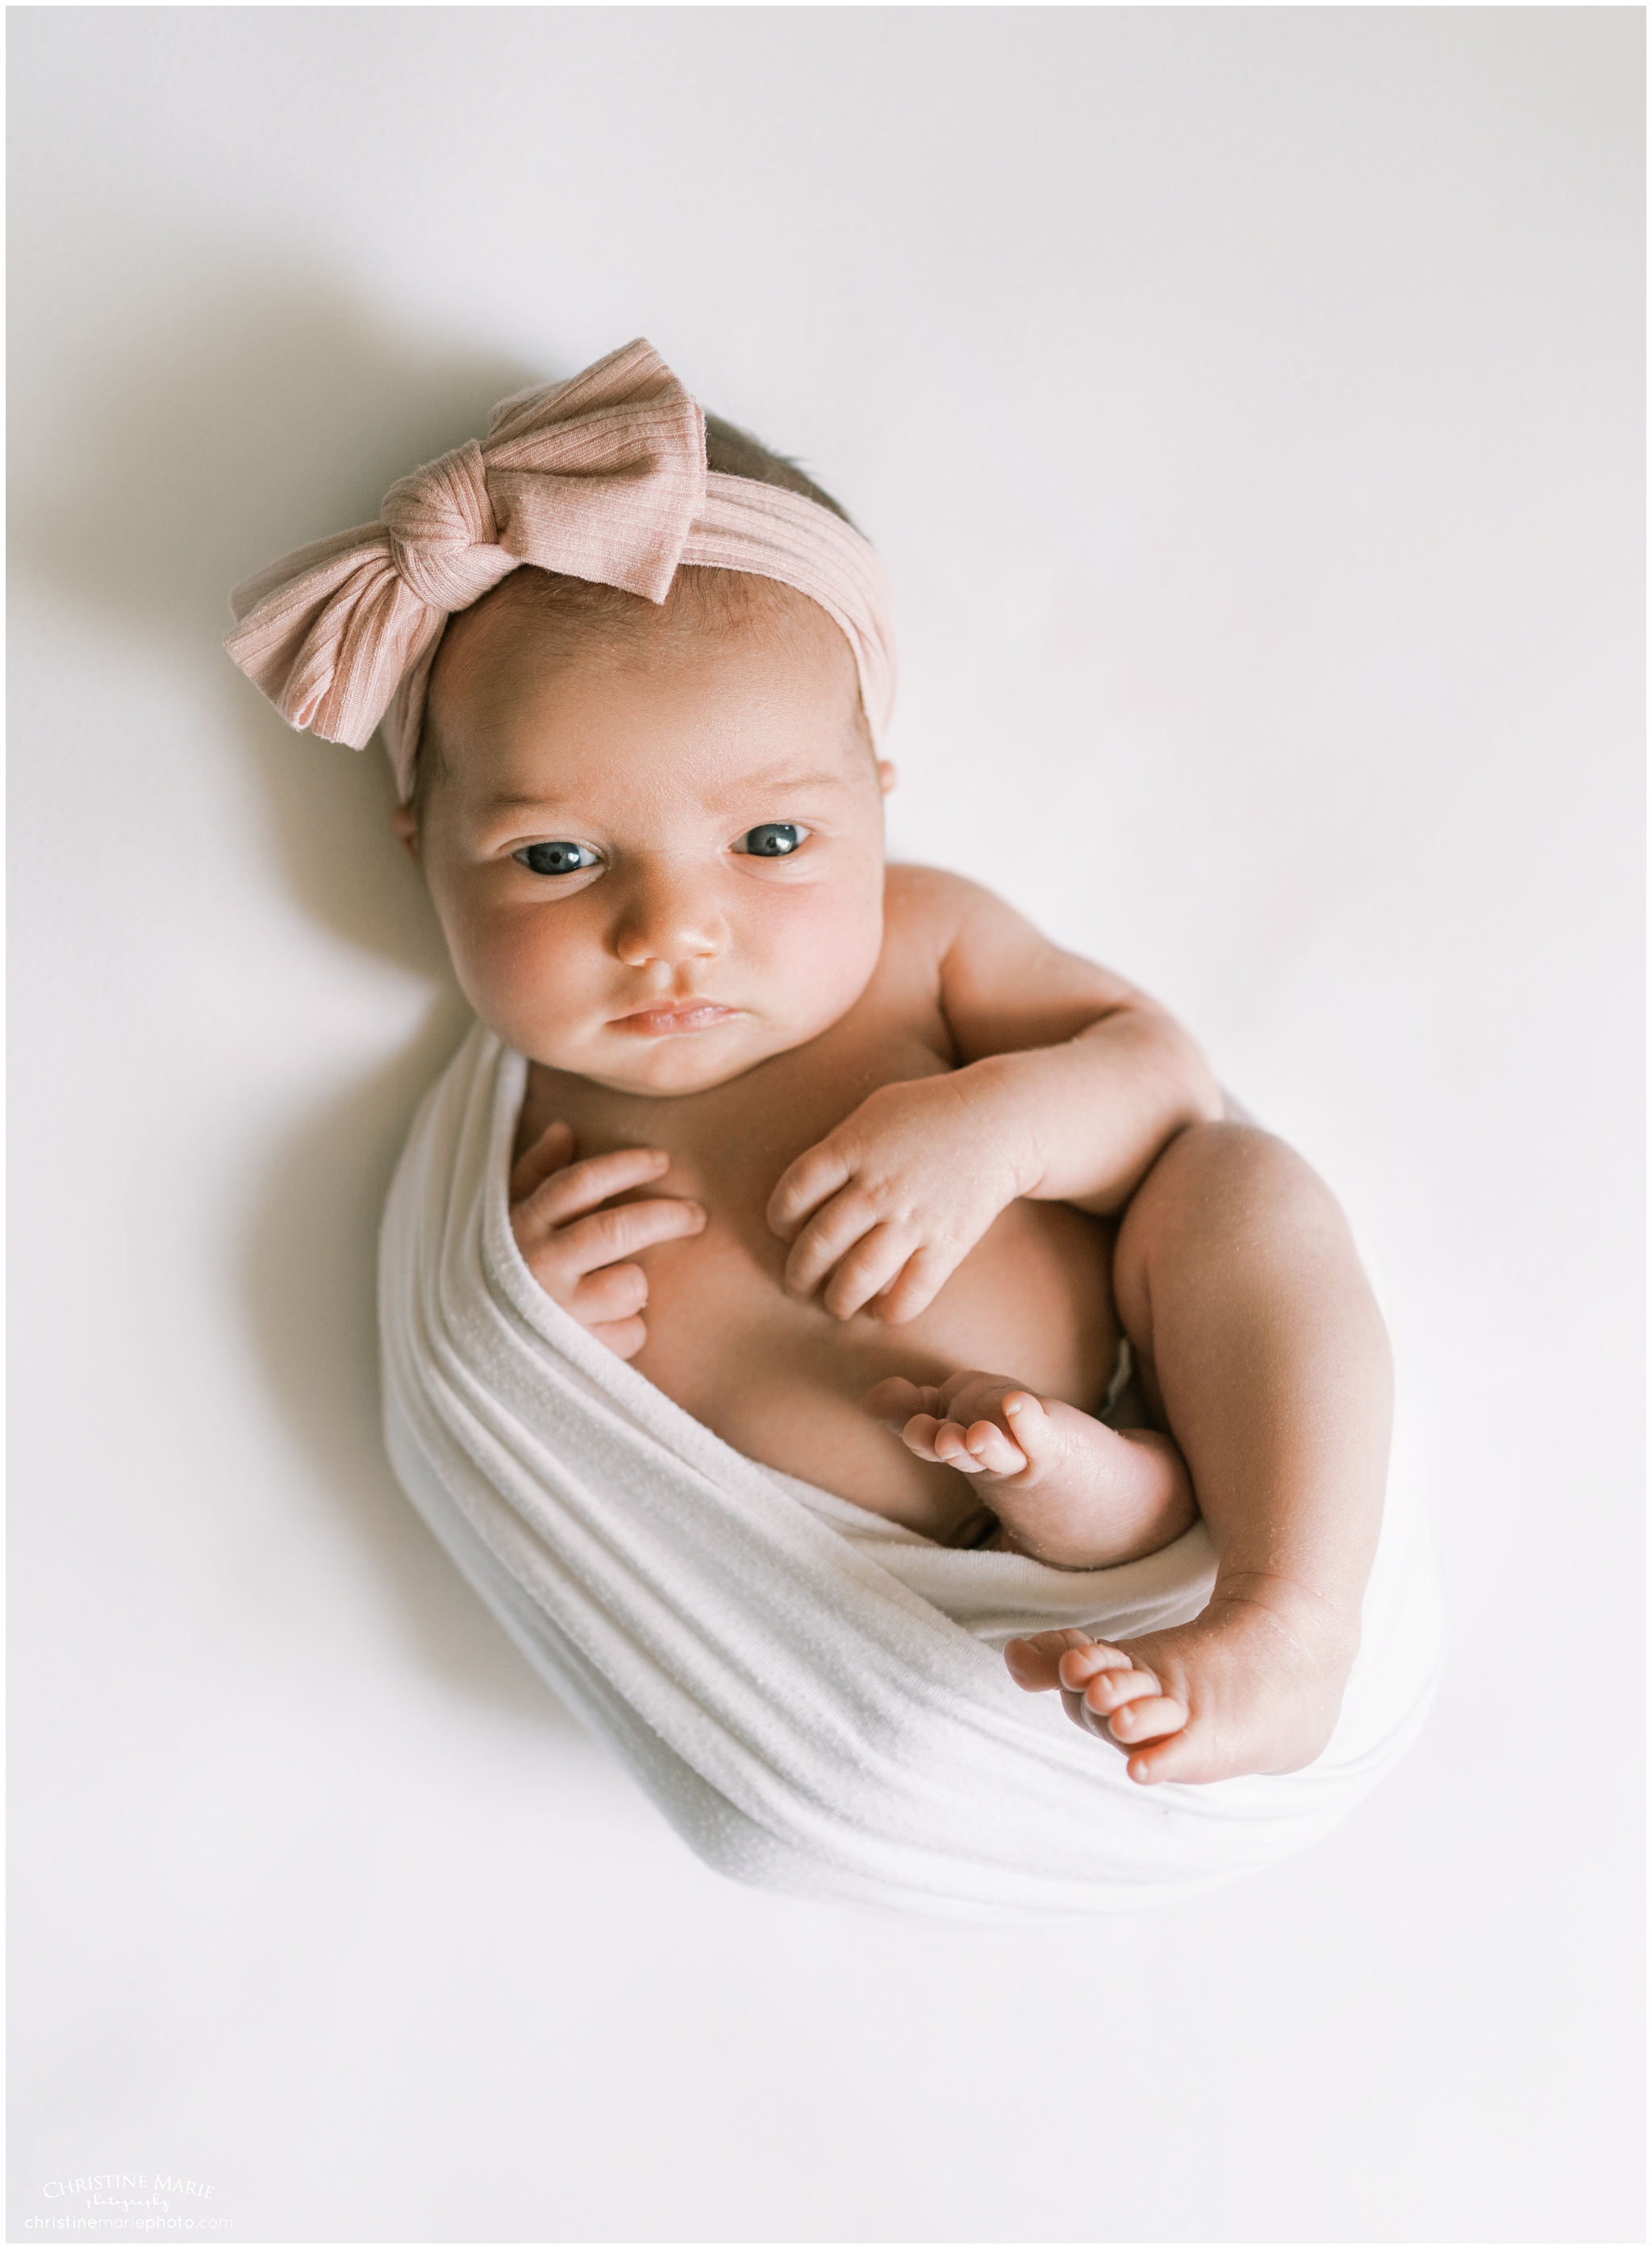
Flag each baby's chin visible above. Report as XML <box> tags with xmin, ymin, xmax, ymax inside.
<box><xmin>528</xmin><ymin>1012</ymin><xmax>807</xmax><ymax>1099</ymax></box>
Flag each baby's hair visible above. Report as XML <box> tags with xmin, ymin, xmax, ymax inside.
<box><xmin>702</xmin><ymin>412</ymin><xmax>853</xmax><ymax>527</ymax></box>
<box><xmin>412</xmin><ymin>415</ymin><xmax>857</xmax><ymax>815</ymax></box>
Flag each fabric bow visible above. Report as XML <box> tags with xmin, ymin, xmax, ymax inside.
<box><xmin>225</xmin><ymin>337</ymin><xmax>707</xmax><ymax>766</ymax></box>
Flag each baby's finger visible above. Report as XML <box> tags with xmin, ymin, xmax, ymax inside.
<box><xmin>519</xmin><ymin>1145</ymin><xmax>671</xmax><ymax>1230</ymax></box>
<box><xmin>766</xmin><ymin>1137</ymin><xmax>854</xmax><ymax>1244</ymax></box>
<box><xmin>821</xmin><ymin>1221</ymin><xmax>913</xmax><ymax>1321</ymax></box>
<box><xmin>782</xmin><ymin>1190</ymin><xmax>882</xmax><ymax>1301</ymax></box>
<box><xmin>587</xmin><ymin>1315</ymin><xmax>648</xmax><ymax>1361</ymax></box>
<box><xmin>568</xmin><ymin>1262</ymin><xmax>650</xmax><ymax>1325</ymax></box>
<box><xmin>867</xmin><ymin>1246</ymin><xmax>955</xmax><ymax>1326</ymax></box>
<box><xmin>553</xmin><ymin>1195</ymin><xmax>706</xmax><ymax>1277</ymax></box>
<box><xmin>509</xmin><ymin>1119</ymin><xmax>575</xmax><ymax>1204</ymax></box>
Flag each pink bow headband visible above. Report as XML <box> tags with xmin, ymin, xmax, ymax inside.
<box><xmin>224</xmin><ymin>339</ymin><xmax>897</xmax><ymax>802</ymax></box>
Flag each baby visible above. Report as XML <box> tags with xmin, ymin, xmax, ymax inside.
<box><xmin>385</xmin><ymin>422</ymin><xmax>1391</xmax><ymax>1792</ymax></box>
<box><xmin>228</xmin><ymin>343</ymin><xmax>1391</xmax><ymax>1790</ymax></box>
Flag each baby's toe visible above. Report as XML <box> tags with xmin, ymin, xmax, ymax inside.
<box><xmin>1057</xmin><ymin>1641</ymin><xmax>1135</xmax><ymax>1692</ymax></box>
<box><xmin>1079</xmin><ymin>1663</ymin><xmax>1164</xmax><ymax>1717</ymax></box>
<box><xmin>1004</xmin><ymin>1629</ymin><xmax>1095</xmax><ymax>1692</ymax></box>
<box><xmin>963</xmin><ymin>1418</ymin><xmax>1028</xmax><ymax>1475</ymax></box>
<box><xmin>1103</xmin><ymin>1692</ymin><xmax>1188</xmax><ymax>1746</ymax></box>
<box><xmin>1120</xmin><ymin>1730</ymin><xmax>1202</xmax><ymax>1786</ymax></box>
<box><xmin>899</xmin><ymin>1412</ymin><xmax>945</xmax><ymax>1462</ymax></box>
<box><xmin>998</xmin><ymin>1390</ymin><xmax>1066</xmax><ymax>1471</ymax></box>
<box><xmin>863</xmin><ymin>1375</ymin><xmax>930</xmax><ymax>1428</ymax></box>
<box><xmin>932</xmin><ymin>1420</ymin><xmax>987</xmax><ymax>1473</ymax></box>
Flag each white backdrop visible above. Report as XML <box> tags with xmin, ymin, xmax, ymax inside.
<box><xmin>8</xmin><ymin>9</ymin><xmax>1642</xmax><ymax>2243</ymax></box>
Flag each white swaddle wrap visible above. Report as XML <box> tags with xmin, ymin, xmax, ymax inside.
<box><xmin>380</xmin><ymin>1023</ymin><xmax>1444</xmax><ymax>1920</ymax></box>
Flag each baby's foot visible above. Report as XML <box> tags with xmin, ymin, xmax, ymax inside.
<box><xmin>862</xmin><ymin>1369</ymin><xmax>1196</xmax><ymax>1569</ymax></box>
<box><xmin>1002</xmin><ymin>1583</ymin><xmax>1361</xmax><ymax>1783</ymax></box>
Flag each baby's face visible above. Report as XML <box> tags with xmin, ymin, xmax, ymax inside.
<box><xmin>402</xmin><ymin>580</ymin><xmax>890</xmax><ymax>1098</ymax></box>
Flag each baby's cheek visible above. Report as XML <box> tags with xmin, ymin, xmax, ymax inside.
<box><xmin>451</xmin><ymin>908</ymin><xmax>591</xmax><ymax>1052</ymax></box>
<box><xmin>754</xmin><ymin>882</ymin><xmax>883</xmax><ymax>1025</ymax></box>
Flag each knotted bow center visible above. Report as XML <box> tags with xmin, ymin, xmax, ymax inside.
<box><xmin>381</xmin><ymin>440</ymin><xmax>515</xmax><ymax>612</ymax></box>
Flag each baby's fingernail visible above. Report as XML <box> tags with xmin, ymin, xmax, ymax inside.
<box><xmin>1004</xmin><ymin>1397</ymin><xmax>1025</xmax><ymax>1416</ymax></box>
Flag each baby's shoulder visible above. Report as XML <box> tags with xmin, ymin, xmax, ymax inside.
<box><xmin>882</xmin><ymin>862</ymin><xmax>1003</xmax><ymax>952</ymax></box>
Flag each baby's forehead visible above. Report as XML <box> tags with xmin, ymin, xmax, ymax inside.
<box><xmin>431</xmin><ymin>567</ymin><xmax>861</xmax><ymax>736</ymax></box>
<box><xmin>454</xmin><ymin>563</ymin><xmax>837</xmax><ymax>666</ymax></box>
<box><xmin>422</xmin><ymin>567</ymin><xmax>870</xmax><ymax>809</ymax></box>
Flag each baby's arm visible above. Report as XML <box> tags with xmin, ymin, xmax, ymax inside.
<box><xmin>928</xmin><ymin>876</ymin><xmax>1226</xmax><ymax>1212</ymax></box>
<box><xmin>769</xmin><ymin>871</ymin><xmax>1223</xmax><ymax>1321</ymax></box>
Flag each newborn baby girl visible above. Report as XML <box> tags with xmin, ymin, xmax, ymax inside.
<box><xmin>228</xmin><ymin>342</ymin><xmax>1391</xmax><ymax>1793</ymax></box>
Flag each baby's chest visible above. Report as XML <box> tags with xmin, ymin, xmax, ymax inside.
<box><xmin>524</xmin><ymin>1010</ymin><xmax>1117</xmax><ymax>1524</ymax></box>
<box><xmin>626</xmin><ymin>1112</ymin><xmax>1117</xmax><ymax>1528</ymax></box>
<box><xmin>634</xmin><ymin>1177</ymin><xmax>1114</xmax><ymax>1403</ymax></box>
<box><xmin>630</xmin><ymin>1187</ymin><xmax>1115</xmax><ymax>1533</ymax></box>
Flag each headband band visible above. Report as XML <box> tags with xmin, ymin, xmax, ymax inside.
<box><xmin>223</xmin><ymin>339</ymin><xmax>897</xmax><ymax>801</ymax></box>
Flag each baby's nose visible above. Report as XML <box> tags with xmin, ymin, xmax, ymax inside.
<box><xmin>611</xmin><ymin>865</ymin><xmax>728</xmax><ymax>968</ymax></box>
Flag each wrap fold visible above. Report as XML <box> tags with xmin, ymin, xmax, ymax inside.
<box><xmin>379</xmin><ymin>1023</ymin><xmax>1446</xmax><ymax>1920</ymax></box>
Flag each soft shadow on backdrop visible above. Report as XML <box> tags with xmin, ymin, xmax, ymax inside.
<box><xmin>15</xmin><ymin>278</ymin><xmax>580</xmax><ymax>1713</ymax></box>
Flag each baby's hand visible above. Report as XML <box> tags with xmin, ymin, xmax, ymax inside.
<box><xmin>509</xmin><ymin>1121</ymin><xmax>705</xmax><ymax>1360</ymax></box>
<box><xmin>766</xmin><ymin>1072</ymin><xmax>1028</xmax><ymax>1322</ymax></box>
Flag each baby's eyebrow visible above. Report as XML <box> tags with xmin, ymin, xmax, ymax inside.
<box><xmin>703</xmin><ymin>767</ymin><xmax>849</xmax><ymax>801</ymax></box>
<box><xmin>476</xmin><ymin>768</ymin><xmax>849</xmax><ymax>819</ymax></box>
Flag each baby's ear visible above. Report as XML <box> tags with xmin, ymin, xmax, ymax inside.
<box><xmin>390</xmin><ymin>803</ymin><xmax>420</xmax><ymax>863</ymax></box>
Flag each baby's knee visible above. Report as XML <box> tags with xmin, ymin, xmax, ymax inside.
<box><xmin>1158</xmin><ymin>1115</ymin><xmax>1301</xmax><ymax>1189</ymax></box>
<box><xmin>1121</xmin><ymin>1118</ymin><xmax>1345</xmax><ymax>1264</ymax></box>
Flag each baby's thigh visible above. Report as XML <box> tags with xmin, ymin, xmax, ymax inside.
<box><xmin>1110</xmin><ymin>1120</ymin><xmax>1337</xmax><ymax>1382</ymax></box>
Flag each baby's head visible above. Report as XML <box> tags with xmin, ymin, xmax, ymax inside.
<box><xmin>396</xmin><ymin>422</ymin><xmax>895</xmax><ymax>1099</ymax></box>
<box><xmin>225</xmin><ymin>341</ymin><xmax>899</xmax><ymax>1099</ymax></box>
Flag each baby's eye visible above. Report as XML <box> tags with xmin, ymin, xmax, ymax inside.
<box><xmin>736</xmin><ymin>824</ymin><xmax>809</xmax><ymax>858</ymax></box>
<box><xmin>514</xmin><ymin>841</ymin><xmax>601</xmax><ymax>877</ymax></box>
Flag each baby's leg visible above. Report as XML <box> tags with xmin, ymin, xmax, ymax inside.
<box><xmin>1007</xmin><ymin>1122</ymin><xmax>1391</xmax><ymax>1784</ymax></box>
<box><xmin>862</xmin><ymin>1370</ymin><xmax>1196</xmax><ymax>1568</ymax></box>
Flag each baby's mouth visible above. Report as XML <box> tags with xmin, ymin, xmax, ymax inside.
<box><xmin>610</xmin><ymin>1000</ymin><xmax>740</xmax><ymax>1038</ymax></box>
